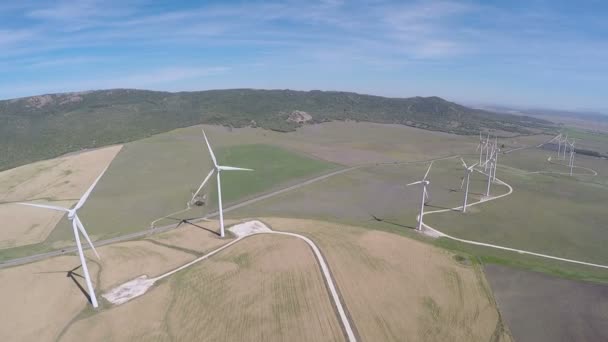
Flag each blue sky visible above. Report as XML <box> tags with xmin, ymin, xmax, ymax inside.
<box><xmin>0</xmin><ymin>0</ymin><xmax>606</xmax><ymax>111</ymax></box>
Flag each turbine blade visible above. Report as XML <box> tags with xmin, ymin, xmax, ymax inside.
<box><xmin>423</xmin><ymin>161</ymin><xmax>433</xmax><ymax>180</ymax></box>
<box><xmin>75</xmin><ymin>215</ymin><xmax>100</xmax><ymax>260</ymax></box>
<box><xmin>468</xmin><ymin>162</ymin><xmax>479</xmax><ymax>170</ymax></box>
<box><xmin>218</xmin><ymin>166</ymin><xmax>254</xmax><ymax>171</ymax></box>
<box><xmin>406</xmin><ymin>181</ymin><xmax>423</xmax><ymax>186</ymax></box>
<box><xmin>74</xmin><ymin>165</ymin><xmax>110</xmax><ymax>210</ymax></box>
<box><xmin>17</xmin><ymin>202</ymin><xmax>69</xmax><ymax>212</ymax></box>
<box><xmin>202</xmin><ymin>129</ymin><xmax>218</xmax><ymax>168</ymax></box>
<box><xmin>191</xmin><ymin>169</ymin><xmax>215</xmax><ymax>203</ymax></box>
<box><xmin>460</xmin><ymin>157</ymin><xmax>468</xmax><ymax>168</ymax></box>
<box><xmin>460</xmin><ymin>176</ymin><xmax>465</xmax><ymax>189</ymax></box>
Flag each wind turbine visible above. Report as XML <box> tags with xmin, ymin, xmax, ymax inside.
<box><xmin>460</xmin><ymin>158</ymin><xmax>478</xmax><ymax>213</ymax></box>
<box><xmin>407</xmin><ymin>162</ymin><xmax>433</xmax><ymax>231</ymax></box>
<box><xmin>568</xmin><ymin>139</ymin><xmax>576</xmax><ymax>176</ymax></box>
<box><xmin>18</xmin><ymin>166</ymin><xmax>108</xmax><ymax>308</ymax></box>
<box><xmin>491</xmin><ymin>145</ymin><xmax>500</xmax><ymax>182</ymax></box>
<box><xmin>190</xmin><ymin>129</ymin><xmax>254</xmax><ymax>238</ymax></box>
<box><xmin>476</xmin><ymin>132</ymin><xmax>485</xmax><ymax>165</ymax></box>
<box><xmin>556</xmin><ymin>133</ymin><xmax>563</xmax><ymax>159</ymax></box>
<box><xmin>484</xmin><ymin>133</ymin><xmax>491</xmax><ymax>171</ymax></box>
<box><xmin>564</xmin><ymin>134</ymin><xmax>570</xmax><ymax>160</ymax></box>
<box><xmin>485</xmin><ymin>157</ymin><xmax>494</xmax><ymax>197</ymax></box>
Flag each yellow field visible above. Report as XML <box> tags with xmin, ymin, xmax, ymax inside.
<box><xmin>0</xmin><ymin>255</ymin><xmax>100</xmax><ymax>342</ymax></box>
<box><xmin>0</xmin><ymin>216</ymin><xmax>511</xmax><ymax>341</ymax></box>
<box><xmin>261</xmin><ymin>218</ymin><xmax>512</xmax><ymax>341</ymax></box>
<box><xmin>0</xmin><ymin>223</ymin><xmax>231</xmax><ymax>341</ymax></box>
<box><xmin>61</xmin><ymin>234</ymin><xmax>344</xmax><ymax>341</ymax></box>
<box><xmin>0</xmin><ymin>145</ymin><xmax>122</xmax><ymax>248</ymax></box>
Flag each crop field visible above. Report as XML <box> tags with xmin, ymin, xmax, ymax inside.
<box><xmin>58</xmin><ymin>233</ymin><xmax>345</xmax><ymax>342</ymax></box>
<box><xmin>485</xmin><ymin>264</ymin><xmax>608</xmax><ymax>342</ymax></box>
<box><xmin>0</xmin><ymin>217</ymin><xmax>509</xmax><ymax>341</ymax></box>
<box><xmin>0</xmin><ymin>221</ymin><xmax>234</xmax><ymax>341</ymax></box>
<box><xmin>0</xmin><ymin>145</ymin><xmax>122</xmax><ymax>250</ymax></box>
<box><xmin>261</xmin><ymin>218</ymin><xmax>510</xmax><ymax>341</ymax></box>
<box><xmin>0</xmin><ymin>126</ymin><xmax>337</xmax><ymax>261</ymax></box>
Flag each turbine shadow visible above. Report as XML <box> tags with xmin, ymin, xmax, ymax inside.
<box><xmin>36</xmin><ymin>265</ymin><xmax>92</xmax><ymax>304</ymax></box>
<box><xmin>370</xmin><ymin>215</ymin><xmax>416</xmax><ymax>230</ymax></box>
<box><xmin>424</xmin><ymin>203</ymin><xmax>454</xmax><ymax>211</ymax></box>
<box><xmin>167</xmin><ymin>217</ymin><xmax>220</xmax><ymax>236</ymax></box>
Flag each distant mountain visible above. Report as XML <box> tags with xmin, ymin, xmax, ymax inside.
<box><xmin>0</xmin><ymin>89</ymin><xmax>554</xmax><ymax>171</ymax></box>
<box><xmin>478</xmin><ymin>105</ymin><xmax>608</xmax><ymax>123</ymax></box>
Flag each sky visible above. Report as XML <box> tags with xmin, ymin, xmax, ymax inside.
<box><xmin>0</xmin><ymin>0</ymin><xmax>607</xmax><ymax>111</ymax></box>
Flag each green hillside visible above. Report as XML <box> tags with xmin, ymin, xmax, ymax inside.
<box><xmin>0</xmin><ymin>88</ymin><xmax>554</xmax><ymax>171</ymax></box>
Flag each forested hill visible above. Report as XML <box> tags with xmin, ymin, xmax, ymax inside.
<box><xmin>0</xmin><ymin>88</ymin><xmax>554</xmax><ymax>171</ymax></box>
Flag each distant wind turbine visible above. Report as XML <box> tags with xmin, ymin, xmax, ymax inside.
<box><xmin>460</xmin><ymin>158</ymin><xmax>478</xmax><ymax>213</ymax></box>
<box><xmin>407</xmin><ymin>162</ymin><xmax>433</xmax><ymax>231</ymax></box>
<box><xmin>485</xmin><ymin>158</ymin><xmax>494</xmax><ymax>197</ymax></box>
<box><xmin>190</xmin><ymin>130</ymin><xmax>254</xmax><ymax>238</ymax></box>
<box><xmin>476</xmin><ymin>132</ymin><xmax>485</xmax><ymax>165</ymax></box>
<box><xmin>18</xmin><ymin>166</ymin><xmax>109</xmax><ymax>308</ymax></box>
<box><xmin>568</xmin><ymin>139</ymin><xmax>576</xmax><ymax>176</ymax></box>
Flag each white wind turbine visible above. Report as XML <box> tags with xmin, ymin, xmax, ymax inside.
<box><xmin>485</xmin><ymin>156</ymin><xmax>494</xmax><ymax>197</ymax></box>
<box><xmin>568</xmin><ymin>139</ymin><xmax>576</xmax><ymax>175</ymax></box>
<box><xmin>407</xmin><ymin>162</ymin><xmax>433</xmax><ymax>231</ymax></box>
<box><xmin>484</xmin><ymin>133</ymin><xmax>491</xmax><ymax>171</ymax></box>
<box><xmin>190</xmin><ymin>129</ymin><xmax>254</xmax><ymax>238</ymax></box>
<box><xmin>476</xmin><ymin>132</ymin><xmax>485</xmax><ymax>165</ymax></box>
<box><xmin>459</xmin><ymin>158</ymin><xmax>478</xmax><ymax>213</ymax></box>
<box><xmin>561</xmin><ymin>134</ymin><xmax>569</xmax><ymax>160</ymax></box>
<box><xmin>18</xmin><ymin>167</ymin><xmax>108</xmax><ymax>308</ymax></box>
<box><xmin>555</xmin><ymin>133</ymin><xmax>563</xmax><ymax>158</ymax></box>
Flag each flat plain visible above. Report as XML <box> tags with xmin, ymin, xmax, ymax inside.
<box><xmin>485</xmin><ymin>264</ymin><xmax>608</xmax><ymax>342</ymax></box>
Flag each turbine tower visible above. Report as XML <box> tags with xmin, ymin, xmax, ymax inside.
<box><xmin>191</xmin><ymin>129</ymin><xmax>254</xmax><ymax>238</ymax></box>
<box><xmin>18</xmin><ymin>166</ymin><xmax>109</xmax><ymax>308</ymax></box>
<box><xmin>407</xmin><ymin>162</ymin><xmax>433</xmax><ymax>231</ymax></box>
<box><xmin>569</xmin><ymin>139</ymin><xmax>576</xmax><ymax>176</ymax></box>
<box><xmin>556</xmin><ymin>133</ymin><xmax>563</xmax><ymax>159</ymax></box>
<box><xmin>459</xmin><ymin>158</ymin><xmax>478</xmax><ymax>213</ymax></box>
<box><xmin>485</xmin><ymin>158</ymin><xmax>494</xmax><ymax>197</ymax></box>
<box><xmin>476</xmin><ymin>132</ymin><xmax>485</xmax><ymax>165</ymax></box>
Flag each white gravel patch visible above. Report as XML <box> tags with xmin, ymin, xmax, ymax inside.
<box><xmin>229</xmin><ymin>220</ymin><xmax>272</xmax><ymax>237</ymax></box>
<box><xmin>102</xmin><ymin>275</ymin><xmax>156</xmax><ymax>305</ymax></box>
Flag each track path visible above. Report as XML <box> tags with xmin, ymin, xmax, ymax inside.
<box><xmin>420</xmin><ymin>167</ymin><xmax>608</xmax><ymax>270</ymax></box>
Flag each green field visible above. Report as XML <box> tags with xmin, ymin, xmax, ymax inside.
<box><xmin>0</xmin><ymin>126</ymin><xmax>337</xmax><ymax>261</ymax></box>
<box><xmin>231</xmin><ymin>139</ymin><xmax>608</xmax><ymax>281</ymax></box>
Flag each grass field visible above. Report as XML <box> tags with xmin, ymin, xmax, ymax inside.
<box><xmin>485</xmin><ymin>264</ymin><xmax>608</xmax><ymax>342</ymax></box>
<box><xmin>0</xmin><ymin>125</ymin><xmax>337</xmax><ymax>261</ymax></box>
<box><xmin>427</xmin><ymin>149</ymin><xmax>608</xmax><ymax>281</ymax></box>
<box><xmin>230</xmin><ymin>140</ymin><xmax>608</xmax><ymax>281</ymax></box>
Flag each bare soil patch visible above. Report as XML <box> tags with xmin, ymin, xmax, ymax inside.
<box><xmin>0</xmin><ymin>255</ymin><xmax>99</xmax><ymax>341</ymax></box>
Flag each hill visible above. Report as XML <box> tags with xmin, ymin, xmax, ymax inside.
<box><xmin>0</xmin><ymin>89</ymin><xmax>554</xmax><ymax>171</ymax></box>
